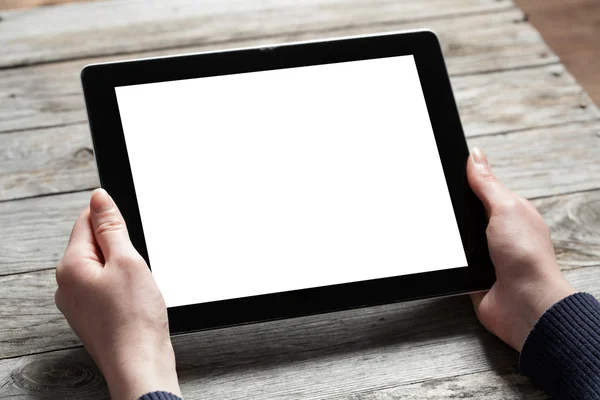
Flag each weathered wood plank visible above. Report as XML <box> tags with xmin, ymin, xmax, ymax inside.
<box><xmin>0</xmin><ymin>269</ymin><xmax>81</xmax><ymax>359</ymax></box>
<box><xmin>2</xmin><ymin>69</ymin><xmax>599</xmax><ymax>202</ymax></box>
<box><xmin>453</xmin><ymin>64</ymin><xmax>599</xmax><ymax>136</ymax></box>
<box><xmin>2</xmin><ymin>121</ymin><xmax>600</xmax><ymax>275</ymax></box>
<box><xmin>0</xmin><ymin>8</ymin><xmax>561</xmax><ymax>135</ymax></box>
<box><xmin>0</xmin><ymin>356</ymin><xmax>549</xmax><ymax>400</ymax></box>
<box><xmin>0</xmin><ymin>0</ymin><xmax>514</xmax><ymax>68</ymax></box>
<box><xmin>0</xmin><ymin>1</ymin><xmax>595</xmax><ymax>399</ymax></box>
<box><xmin>0</xmin><ymin>124</ymin><xmax>95</xmax><ymax>200</ymax></box>
<box><xmin>1</xmin><ymin>266</ymin><xmax>597</xmax><ymax>399</ymax></box>
<box><xmin>335</xmin><ymin>369</ymin><xmax>549</xmax><ymax>399</ymax></box>
<box><xmin>0</xmin><ymin>191</ymin><xmax>86</xmax><ymax>276</ymax></box>
<box><xmin>468</xmin><ymin>120</ymin><xmax>600</xmax><ymax>199</ymax></box>
<box><xmin>538</xmin><ymin>191</ymin><xmax>600</xmax><ymax>269</ymax></box>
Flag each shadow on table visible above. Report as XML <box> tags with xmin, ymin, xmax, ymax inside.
<box><xmin>173</xmin><ymin>294</ymin><xmax>518</xmax><ymax>385</ymax></box>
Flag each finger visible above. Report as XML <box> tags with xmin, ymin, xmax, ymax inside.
<box><xmin>469</xmin><ymin>291</ymin><xmax>493</xmax><ymax>335</ymax></box>
<box><xmin>55</xmin><ymin>288</ymin><xmax>65</xmax><ymax>314</ymax></box>
<box><xmin>466</xmin><ymin>148</ymin><xmax>514</xmax><ymax>216</ymax></box>
<box><xmin>66</xmin><ymin>207</ymin><xmax>94</xmax><ymax>248</ymax></box>
<box><xmin>58</xmin><ymin>207</ymin><xmax>101</xmax><ymax>285</ymax></box>
<box><xmin>90</xmin><ymin>188</ymin><xmax>136</xmax><ymax>260</ymax></box>
<box><xmin>470</xmin><ymin>291</ymin><xmax>486</xmax><ymax>310</ymax></box>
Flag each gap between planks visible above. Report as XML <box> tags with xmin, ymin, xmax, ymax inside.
<box><xmin>0</xmin><ymin>0</ymin><xmax>517</xmax><ymax>68</ymax></box>
<box><xmin>0</xmin><ymin>8</ymin><xmax>560</xmax><ymax>136</ymax></box>
<box><xmin>1</xmin><ymin>1</ymin><xmax>596</xmax><ymax>398</ymax></box>
<box><xmin>2</xmin><ymin>65</ymin><xmax>599</xmax><ymax>202</ymax></box>
<box><xmin>2</xmin><ymin>121</ymin><xmax>600</xmax><ymax>276</ymax></box>
<box><xmin>1</xmin><ymin>185</ymin><xmax>599</xmax><ymax>297</ymax></box>
<box><xmin>2</xmin><ymin>266</ymin><xmax>597</xmax><ymax>399</ymax></box>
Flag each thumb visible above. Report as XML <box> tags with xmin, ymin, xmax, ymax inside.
<box><xmin>90</xmin><ymin>188</ymin><xmax>136</xmax><ymax>260</ymax></box>
<box><xmin>466</xmin><ymin>148</ymin><xmax>513</xmax><ymax>215</ymax></box>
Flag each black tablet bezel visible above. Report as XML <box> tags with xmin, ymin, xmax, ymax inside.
<box><xmin>81</xmin><ymin>30</ymin><xmax>495</xmax><ymax>334</ymax></box>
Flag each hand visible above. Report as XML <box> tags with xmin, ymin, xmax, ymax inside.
<box><xmin>467</xmin><ymin>148</ymin><xmax>576</xmax><ymax>351</ymax></box>
<box><xmin>55</xmin><ymin>189</ymin><xmax>182</xmax><ymax>400</ymax></box>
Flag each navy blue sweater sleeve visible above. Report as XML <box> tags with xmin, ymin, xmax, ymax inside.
<box><xmin>139</xmin><ymin>391</ymin><xmax>182</xmax><ymax>400</ymax></box>
<box><xmin>520</xmin><ymin>292</ymin><xmax>600</xmax><ymax>399</ymax></box>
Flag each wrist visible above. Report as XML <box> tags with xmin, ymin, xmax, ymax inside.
<box><xmin>529</xmin><ymin>278</ymin><xmax>576</xmax><ymax>323</ymax></box>
<box><xmin>518</xmin><ymin>276</ymin><xmax>576</xmax><ymax>350</ymax></box>
<box><xmin>101</xmin><ymin>339</ymin><xmax>181</xmax><ymax>400</ymax></box>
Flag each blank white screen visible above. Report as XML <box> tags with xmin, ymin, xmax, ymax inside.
<box><xmin>115</xmin><ymin>55</ymin><xmax>467</xmax><ymax>308</ymax></box>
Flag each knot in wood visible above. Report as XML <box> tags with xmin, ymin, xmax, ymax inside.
<box><xmin>10</xmin><ymin>353</ymin><xmax>106</xmax><ymax>395</ymax></box>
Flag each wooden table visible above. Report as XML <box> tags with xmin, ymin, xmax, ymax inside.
<box><xmin>1</xmin><ymin>1</ymin><xmax>600</xmax><ymax>398</ymax></box>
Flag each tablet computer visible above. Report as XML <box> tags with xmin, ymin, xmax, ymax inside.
<box><xmin>81</xmin><ymin>30</ymin><xmax>495</xmax><ymax>334</ymax></box>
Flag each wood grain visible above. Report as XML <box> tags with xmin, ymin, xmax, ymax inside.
<box><xmin>0</xmin><ymin>349</ymin><xmax>109</xmax><ymax>399</ymax></box>
<box><xmin>0</xmin><ymin>270</ymin><xmax>81</xmax><ymax>358</ymax></box>
<box><xmin>467</xmin><ymin>119</ymin><xmax>600</xmax><ymax>199</ymax></box>
<box><xmin>0</xmin><ymin>124</ymin><xmax>95</xmax><ymax>200</ymax></box>
<box><xmin>2</xmin><ymin>121</ymin><xmax>600</xmax><ymax>276</ymax></box>
<box><xmin>2</xmin><ymin>68</ymin><xmax>599</xmax><ymax>202</ymax></box>
<box><xmin>1</xmin><ymin>187</ymin><xmax>599</xmax><ymax>358</ymax></box>
<box><xmin>336</xmin><ymin>369</ymin><xmax>550</xmax><ymax>399</ymax></box>
<box><xmin>2</xmin><ymin>266</ymin><xmax>597</xmax><ymax>399</ymax></box>
<box><xmin>0</xmin><ymin>0</ymin><xmax>514</xmax><ymax>68</ymax></box>
<box><xmin>0</xmin><ymin>8</ymin><xmax>561</xmax><ymax>135</ymax></box>
<box><xmin>1</xmin><ymin>0</ymin><xmax>598</xmax><ymax>399</ymax></box>
<box><xmin>452</xmin><ymin>64</ymin><xmax>599</xmax><ymax>137</ymax></box>
<box><xmin>537</xmin><ymin>190</ymin><xmax>600</xmax><ymax>269</ymax></box>
<box><xmin>0</xmin><ymin>191</ymin><xmax>86</xmax><ymax>276</ymax></box>
<box><xmin>0</xmin><ymin>355</ymin><xmax>549</xmax><ymax>400</ymax></box>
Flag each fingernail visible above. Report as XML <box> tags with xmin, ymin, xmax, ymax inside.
<box><xmin>91</xmin><ymin>188</ymin><xmax>114</xmax><ymax>213</ymax></box>
<box><xmin>471</xmin><ymin>147</ymin><xmax>488</xmax><ymax>166</ymax></box>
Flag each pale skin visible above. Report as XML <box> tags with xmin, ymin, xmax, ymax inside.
<box><xmin>55</xmin><ymin>147</ymin><xmax>576</xmax><ymax>399</ymax></box>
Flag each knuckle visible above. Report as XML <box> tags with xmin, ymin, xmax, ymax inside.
<box><xmin>519</xmin><ymin>196</ymin><xmax>540</xmax><ymax>213</ymax></box>
<box><xmin>480</xmin><ymin>171</ymin><xmax>497</xmax><ymax>183</ymax></box>
<box><xmin>55</xmin><ymin>264</ymin><xmax>64</xmax><ymax>286</ymax></box>
<box><xmin>55</xmin><ymin>251</ymin><xmax>88</xmax><ymax>287</ymax></box>
<box><xmin>55</xmin><ymin>258</ymin><xmax>72</xmax><ymax>287</ymax></box>
<box><xmin>59</xmin><ymin>250</ymin><xmax>79</xmax><ymax>267</ymax></box>
<box><xmin>112</xmin><ymin>252</ymin><xmax>145</xmax><ymax>268</ymax></box>
<box><xmin>516</xmin><ymin>244</ymin><xmax>539</xmax><ymax>266</ymax></box>
<box><xmin>54</xmin><ymin>289</ymin><xmax>64</xmax><ymax>312</ymax></box>
<box><xmin>497</xmin><ymin>197</ymin><xmax>524</xmax><ymax>215</ymax></box>
<box><xmin>95</xmin><ymin>216</ymin><xmax>124</xmax><ymax>236</ymax></box>
<box><xmin>517</xmin><ymin>195</ymin><xmax>532</xmax><ymax>208</ymax></box>
<box><xmin>55</xmin><ymin>264</ymin><xmax>76</xmax><ymax>287</ymax></box>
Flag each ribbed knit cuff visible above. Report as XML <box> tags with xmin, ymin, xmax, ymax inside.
<box><xmin>520</xmin><ymin>292</ymin><xmax>600</xmax><ymax>399</ymax></box>
<box><xmin>139</xmin><ymin>391</ymin><xmax>183</xmax><ymax>400</ymax></box>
